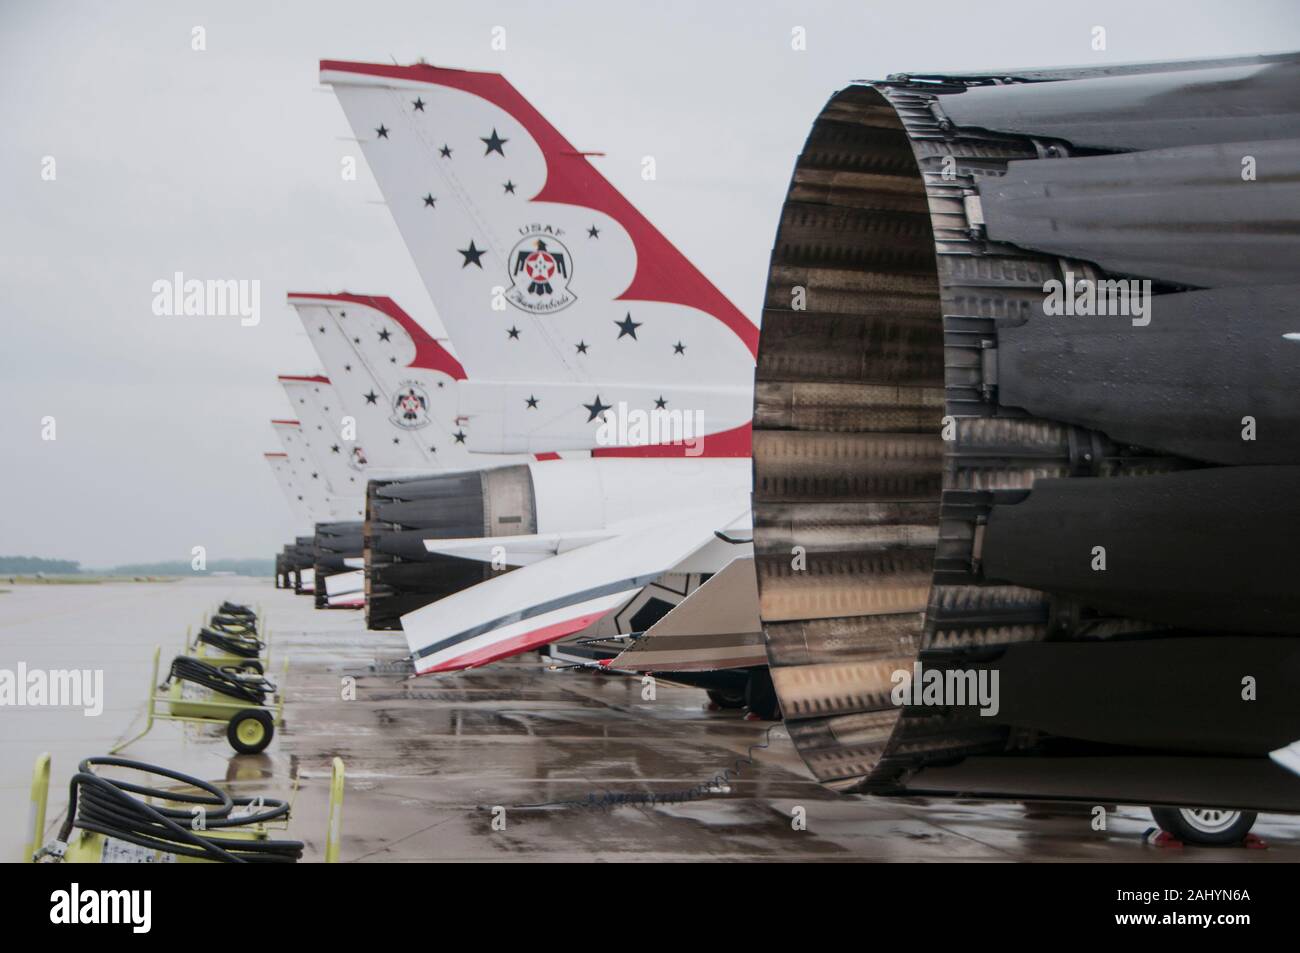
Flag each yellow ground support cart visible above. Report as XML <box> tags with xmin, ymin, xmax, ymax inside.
<box><xmin>111</xmin><ymin>646</ymin><xmax>286</xmax><ymax>755</ymax></box>
<box><xmin>26</xmin><ymin>754</ymin><xmax>346</xmax><ymax>863</ymax></box>
<box><xmin>186</xmin><ymin>621</ymin><xmax>272</xmax><ymax>674</ymax></box>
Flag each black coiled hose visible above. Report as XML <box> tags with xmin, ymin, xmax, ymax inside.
<box><xmin>197</xmin><ymin>626</ymin><xmax>264</xmax><ymax>658</ymax></box>
<box><xmin>211</xmin><ymin>613</ymin><xmax>257</xmax><ymax>630</ymax></box>
<box><xmin>57</xmin><ymin>757</ymin><xmax>301</xmax><ymax>863</ymax></box>
<box><xmin>166</xmin><ymin>656</ymin><xmax>274</xmax><ymax>705</ymax></box>
<box><xmin>219</xmin><ymin>602</ymin><xmax>256</xmax><ymax>617</ymax></box>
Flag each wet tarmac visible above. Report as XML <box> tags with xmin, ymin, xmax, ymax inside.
<box><xmin>4</xmin><ymin>577</ymin><xmax>1298</xmax><ymax>862</ymax></box>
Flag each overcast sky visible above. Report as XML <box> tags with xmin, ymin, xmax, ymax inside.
<box><xmin>2</xmin><ymin>0</ymin><xmax>1297</xmax><ymax>566</ymax></box>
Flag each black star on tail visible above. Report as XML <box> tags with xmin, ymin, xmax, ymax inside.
<box><xmin>458</xmin><ymin>241</ymin><xmax>485</xmax><ymax>268</ymax></box>
<box><xmin>615</xmin><ymin>314</ymin><xmax>642</xmax><ymax>339</ymax></box>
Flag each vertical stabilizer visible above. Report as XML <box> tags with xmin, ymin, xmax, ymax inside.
<box><xmin>320</xmin><ymin>62</ymin><xmax>755</xmax><ymax>455</ymax></box>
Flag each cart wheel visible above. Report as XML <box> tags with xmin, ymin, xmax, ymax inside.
<box><xmin>1149</xmin><ymin>806</ymin><xmax>1258</xmax><ymax>845</ymax></box>
<box><xmin>228</xmin><ymin>709</ymin><xmax>275</xmax><ymax>754</ymax></box>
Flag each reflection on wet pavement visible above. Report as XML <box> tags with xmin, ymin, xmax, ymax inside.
<box><xmin>5</xmin><ymin>578</ymin><xmax>1297</xmax><ymax>862</ymax></box>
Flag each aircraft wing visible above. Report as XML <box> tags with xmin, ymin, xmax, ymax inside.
<box><xmin>324</xmin><ymin>568</ymin><xmax>364</xmax><ymax>595</ymax></box>
<box><xmin>611</xmin><ymin>556</ymin><xmax>766</xmax><ymax>672</ymax></box>
<box><xmin>324</xmin><ymin>568</ymin><xmax>364</xmax><ymax>608</ymax></box>
<box><xmin>423</xmin><ymin>530</ymin><xmax>614</xmax><ymax>567</ymax></box>
<box><xmin>1271</xmin><ymin>740</ymin><xmax>1300</xmax><ymax>777</ymax></box>
<box><xmin>401</xmin><ymin>506</ymin><xmax>745</xmax><ymax>674</ymax></box>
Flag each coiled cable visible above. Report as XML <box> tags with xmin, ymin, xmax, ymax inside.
<box><xmin>166</xmin><ymin>656</ymin><xmax>273</xmax><ymax>705</ymax></box>
<box><xmin>196</xmin><ymin>626</ymin><xmax>264</xmax><ymax>658</ymax></box>
<box><xmin>209</xmin><ymin>616</ymin><xmax>254</xmax><ymax>631</ymax></box>
<box><xmin>57</xmin><ymin>756</ymin><xmax>301</xmax><ymax>863</ymax></box>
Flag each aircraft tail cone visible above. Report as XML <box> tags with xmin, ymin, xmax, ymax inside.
<box><xmin>363</xmin><ymin>466</ymin><xmax>535</xmax><ymax>630</ymax></box>
<box><xmin>312</xmin><ymin>521</ymin><xmax>365</xmax><ymax>609</ymax></box>
<box><xmin>753</xmin><ymin>54</ymin><xmax>1300</xmax><ymax>810</ymax></box>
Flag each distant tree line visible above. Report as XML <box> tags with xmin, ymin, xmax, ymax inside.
<box><xmin>0</xmin><ymin>555</ymin><xmax>81</xmax><ymax>574</ymax></box>
<box><xmin>0</xmin><ymin>556</ymin><xmax>273</xmax><ymax>577</ymax></box>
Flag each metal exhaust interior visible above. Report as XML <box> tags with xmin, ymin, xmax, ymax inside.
<box><xmin>753</xmin><ymin>63</ymin><xmax>1300</xmax><ymax>808</ymax></box>
<box><xmin>753</xmin><ymin>84</ymin><xmax>946</xmax><ymax>792</ymax></box>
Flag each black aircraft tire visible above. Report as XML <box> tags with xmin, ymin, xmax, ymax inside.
<box><xmin>707</xmin><ymin>688</ymin><xmax>746</xmax><ymax>709</ymax></box>
<box><xmin>1150</xmin><ymin>807</ymin><xmax>1257</xmax><ymax>845</ymax></box>
<box><xmin>745</xmin><ymin>668</ymin><xmax>781</xmax><ymax>721</ymax></box>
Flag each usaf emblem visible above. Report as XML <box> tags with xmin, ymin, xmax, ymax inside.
<box><xmin>507</xmin><ymin>226</ymin><xmax>576</xmax><ymax>314</ymax></box>
<box><xmin>390</xmin><ymin>381</ymin><xmax>432</xmax><ymax>430</ymax></box>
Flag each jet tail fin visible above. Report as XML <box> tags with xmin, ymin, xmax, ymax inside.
<box><xmin>321</xmin><ymin>61</ymin><xmax>756</xmax><ymax>454</ymax></box>
<box><xmin>278</xmin><ymin>375</ymin><xmax>367</xmax><ymax>512</ymax></box>
<box><xmin>288</xmin><ymin>293</ymin><xmax>504</xmax><ymax>471</ymax></box>
<box><xmin>270</xmin><ymin>421</ymin><xmax>336</xmax><ymax>521</ymax></box>
<box><xmin>264</xmin><ymin>452</ymin><xmax>315</xmax><ymax>530</ymax></box>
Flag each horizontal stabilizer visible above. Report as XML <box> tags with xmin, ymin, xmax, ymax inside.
<box><xmin>325</xmin><ymin>571</ymin><xmax>361</xmax><ymax>591</ymax></box>
<box><xmin>424</xmin><ymin>530</ymin><xmax>614</xmax><ymax>566</ymax></box>
<box><xmin>402</xmin><ymin>506</ymin><xmax>743</xmax><ymax>673</ymax></box>
<box><xmin>1272</xmin><ymin>740</ymin><xmax>1300</xmax><ymax>778</ymax></box>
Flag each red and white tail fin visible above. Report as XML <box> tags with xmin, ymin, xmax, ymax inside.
<box><xmin>320</xmin><ymin>61</ymin><xmax>754</xmax><ymax>456</ymax></box>
<box><xmin>288</xmin><ymin>293</ymin><xmax>533</xmax><ymax>470</ymax></box>
<box><xmin>270</xmin><ymin>420</ymin><xmax>342</xmax><ymax>521</ymax></box>
<box><xmin>278</xmin><ymin>376</ymin><xmax>369</xmax><ymax>504</ymax></box>
<box><xmin>264</xmin><ymin>452</ymin><xmax>316</xmax><ymax>530</ymax></box>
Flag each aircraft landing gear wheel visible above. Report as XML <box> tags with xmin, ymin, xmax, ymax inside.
<box><xmin>707</xmin><ymin>688</ymin><xmax>745</xmax><ymax>709</ymax></box>
<box><xmin>744</xmin><ymin>668</ymin><xmax>781</xmax><ymax>721</ymax></box>
<box><xmin>228</xmin><ymin>709</ymin><xmax>275</xmax><ymax>754</ymax></box>
<box><xmin>1150</xmin><ymin>807</ymin><xmax>1258</xmax><ymax>846</ymax></box>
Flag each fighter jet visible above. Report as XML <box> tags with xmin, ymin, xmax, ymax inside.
<box><xmin>287</xmin><ymin>292</ymin><xmax>534</xmax><ymax>627</ymax></box>
<box><xmin>317</xmin><ymin>60</ymin><xmax>759</xmax><ymax>675</ymax></box>
<box><xmin>264</xmin><ymin>451</ymin><xmax>318</xmax><ymax>592</ymax></box>
<box><xmin>274</xmin><ymin>377</ymin><xmax>367</xmax><ymax>607</ymax></box>
<box><xmin>289</xmin><ymin>293</ymin><xmax>750</xmax><ymax>677</ymax></box>
<box><xmin>266</xmin><ymin>420</ymin><xmax>349</xmax><ymax>595</ymax></box>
